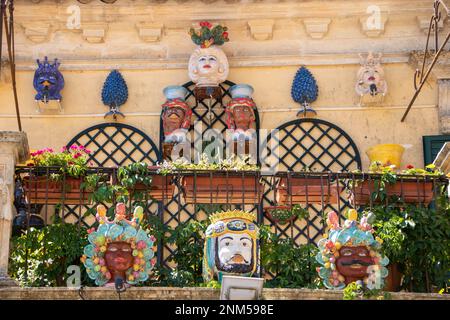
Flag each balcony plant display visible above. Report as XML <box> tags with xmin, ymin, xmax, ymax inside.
<box><xmin>117</xmin><ymin>162</ymin><xmax>174</xmax><ymax>202</ymax></box>
<box><xmin>275</xmin><ymin>171</ymin><xmax>340</xmax><ymax>205</ymax></box>
<box><xmin>349</xmin><ymin>162</ymin><xmax>444</xmax><ymax>206</ymax></box>
<box><xmin>264</xmin><ymin>204</ymin><xmax>309</xmax><ymax>225</ymax></box>
<box><xmin>22</xmin><ymin>145</ymin><xmax>93</xmax><ymax>205</ymax></box>
<box><xmin>159</xmin><ymin>154</ymin><xmax>262</xmax><ymax>204</ymax></box>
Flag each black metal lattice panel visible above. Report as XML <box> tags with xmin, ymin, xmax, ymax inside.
<box><xmin>262</xmin><ymin>118</ymin><xmax>362</xmax><ymax>247</ymax></box>
<box><xmin>159</xmin><ymin>81</ymin><xmax>261</xmax><ymax>268</ymax></box>
<box><xmin>63</xmin><ymin>123</ymin><xmax>161</xmax><ymax>227</ymax></box>
<box><xmin>67</xmin><ymin>122</ymin><xmax>161</xmax><ymax>166</ymax></box>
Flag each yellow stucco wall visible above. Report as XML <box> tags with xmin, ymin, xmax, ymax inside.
<box><xmin>0</xmin><ymin>0</ymin><xmax>444</xmax><ymax>170</ymax></box>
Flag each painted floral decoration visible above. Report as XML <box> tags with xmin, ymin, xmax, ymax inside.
<box><xmin>189</xmin><ymin>21</ymin><xmax>229</xmax><ymax>48</ymax></box>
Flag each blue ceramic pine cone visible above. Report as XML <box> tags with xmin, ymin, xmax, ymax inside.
<box><xmin>291</xmin><ymin>66</ymin><xmax>319</xmax><ymax>105</ymax></box>
<box><xmin>101</xmin><ymin>70</ymin><xmax>129</xmax><ymax>107</ymax></box>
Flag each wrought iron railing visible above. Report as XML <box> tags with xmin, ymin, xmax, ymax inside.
<box><xmin>11</xmin><ymin>165</ymin><xmax>449</xmax><ymax>286</ymax></box>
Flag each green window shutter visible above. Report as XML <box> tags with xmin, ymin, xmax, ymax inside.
<box><xmin>423</xmin><ymin>135</ymin><xmax>450</xmax><ymax>164</ymax></box>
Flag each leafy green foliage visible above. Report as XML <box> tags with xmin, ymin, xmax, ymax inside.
<box><xmin>343</xmin><ymin>281</ymin><xmax>391</xmax><ymax>300</ymax></box>
<box><xmin>369</xmin><ymin>199</ymin><xmax>450</xmax><ymax>292</ymax></box>
<box><xmin>9</xmin><ymin>218</ymin><xmax>91</xmax><ymax>287</ymax></box>
<box><xmin>260</xmin><ymin>226</ymin><xmax>320</xmax><ymax>289</ymax></box>
<box><xmin>189</xmin><ymin>21</ymin><xmax>229</xmax><ymax>47</ymax></box>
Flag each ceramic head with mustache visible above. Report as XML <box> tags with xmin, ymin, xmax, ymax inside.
<box><xmin>203</xmin><ymin>210</ymin><xmax>259</xmax><ymax>282</ymax></box>
<box><xmin>316</xmin><ymin>210</ymin><xmax>389</xmax><ymax>290</ymax></box>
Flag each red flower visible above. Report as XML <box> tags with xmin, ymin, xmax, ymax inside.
<box><xmin>222</xmin><ymin>32</ymin><xmax>228</xmax><ymax>39</ymax></box>
<box><xmin>199</xmin><ymin>21</ymin><xmax>212</xmax><ymax>28</ymax></box>
<box><xmin>406</xmin><ymin>164</ymin><xmax>414</xmax><ymax>169</ymax></box>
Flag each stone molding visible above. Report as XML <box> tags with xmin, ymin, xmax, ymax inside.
<box><xmin>247</xmin><ymin>19</ymin><xmax>274</xmax><ymax>41</ymax></box>
<box><xmin>135</xmin><ymin>22</ymin><xmax>164</xmax><ymax>42</ymax></box>
<box><xmin>81</xmin><ymin>23</ymin><xmax>109</xmax><ymax>43</ymax></box>
<box><xmin>302</xmin><ymin>18</ymin><xmax>331</xmax><ymax>39</ymax></box>
<box><xmin>359</xmin><ymin>15</ymin><xmax>389</xmax><ymax>38</ymax></box>
<box><xmin>21</xmin><ymin>22</ymin><xmax>52</xmax><ymax>43</ymax></box>
<box><xmin>438</xmin><ymin>79</ymin><xmax>450</xmax><ymax>134</ymax></box>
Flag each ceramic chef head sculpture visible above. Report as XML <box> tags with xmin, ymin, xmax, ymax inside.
<box><xmin>203</xmin><ymin>210</ymin><xmax>260</xmax><ymax>282</ymax></box>
<box><xmin>162</xmin><ymin>85</ymin><xmax>192</xmax><ymax>143</ymax></box>
<box><xmin>188</xmin><ymin>21</ymin><xmax>229</xmax><ymax>89</ymax></box>
<box><xmin>316</xmin><ymin>209</ymin><xmax>389</xmax><ymax>290</ymax></box>
<box><xmin>226</xmin><ymin>84</ymin><xmax>257</xmax><ymax>141</ymax></box>
<box><xmin>355</xmin><ymin>52</ymin><xmax>387</xmax><ymax>97</ymax></box>
<box><xmin>81</xmin><ymin>203</ymin><xmax>156</xmax><ymax>287</ymax></box>
<box><xmin>33</xmin><ymin>56</ymin><xmax>65</xmax><ymax>102</ymax></box>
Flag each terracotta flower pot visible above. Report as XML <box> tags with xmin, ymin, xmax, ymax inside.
<box><xmin>130</xmin><ymin>175</ymin><xmax>175</xmax><ymax>201</ymax></box>
<box><xmin>264</xmin><ymin>206</ymin><xmax>296</xmax><ymax>225</ymax></box>
<box><xmin>22</xmin><ymin>176</ymin><xmax>91</xmax><ymax>205</ymax></box>
<box><xmin>276</xmin><ymin>177</ymin><xmax>340</xmax><ymax>205</ymax></box>
<box><xmin>383</xmin><ymin>263</ymin><xmax>403</xmax><ymax>292</ymax></box>
<box><xmin>350</xmin><ymin>179</ymin><xmax>435</xmax><ymax>205</ymax></box>
<box><xmin>181</xmin><ymin>173</ymin><xmax>262</xmax><ymax>204</ymax></box>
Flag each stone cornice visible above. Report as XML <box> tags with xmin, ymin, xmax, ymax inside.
<box><xmin>10</xmin><ymin>52</ymin><xmax>410</xmax><ymax>71</ymax></box>
<box><xmin>410</xmin><ymin>51</ymin><xmax>450</xmax><ymax>80</ymax></box>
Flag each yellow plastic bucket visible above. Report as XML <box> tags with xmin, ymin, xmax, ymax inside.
<box><xmin>366</xmin><ymin>144</ymin><xmax>405</xmax><ymax>168</ymax></box>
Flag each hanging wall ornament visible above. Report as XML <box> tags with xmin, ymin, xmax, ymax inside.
<box><xmin>188</xmin><ymin>21</ymin><xmax>229</xmax><ymax>101</ymax></box>
<box><xmin>203</xmin><ymin>210</ymin><xmax>260</xmax><ymax>283</ymax></box>
<box><xmin>316</xmin><ymin>210</ymin><xmax>389</xmax><ymax>290</ymax></box>
<box><xmin>291</xmin><ymin>66</ymin><xmax>318</xmax><ymax>118</ymax></box>
<box><xmin>33</xmin><ymin>57</ymin><xmax>65</xmax><ymax>112</ymax></box>
<box><xmin>355</xmin><ymin>52</ymin><xmax>387</xmax><ymax>106</ymax></box>
<box><xmin>81</xmin><ymin>203</ymin><xmax>157</xmax><ymax>287</ymax></box>
<box><xmin>102</xmin><ymin>70</ymin><xmax>128</xmax><ymax>120</ymax></box>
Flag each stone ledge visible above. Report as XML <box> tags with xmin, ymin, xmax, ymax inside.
<box><xmin>0</xmin><ymin>287</ymin><xmax>448</xmax><ymax>300</ymax></box>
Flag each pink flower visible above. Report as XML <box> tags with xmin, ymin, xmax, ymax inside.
<box><xmin>61</xmin><ymin>146</ymin><xmax>67</xmax><ymax>152</ymax></box>
<box><xmin>73</xmin><ymin>152</ymin><xmax>82</xmax><ymax>159</ymax></box>
<box><xmin>70</xmin><ymin>145</ymin><xmax>78</xmax><ymax>150</ymax></box>
<box><xmin>85</xmin><ymin>149</ymin><xmax>91</xmax><ymax>154</ymax></box>
<box><xmin>30</xmin><ymin>152</ymin><xmax>37</xmax><ymax>157</ymax></box>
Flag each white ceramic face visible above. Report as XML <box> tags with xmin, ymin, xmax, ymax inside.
<box><xmin>218</xmin><ymin>233</ymin><xmax>253</xmax><ymax>266</ymax></box>
<box><xmin>197</xmin><ymin>55</ymin><xmax>219</xmax><ymax>76</ymax></box>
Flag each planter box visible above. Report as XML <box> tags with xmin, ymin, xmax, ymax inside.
<box><xmin>264</xmin><ymin>206</ymin><xmax>297</xmax><ymax>225</ymax></box>
<box><xmin>384</xmin><ymin>263</ymin><xmax>403</xmax><ymax>292</ymax></box>
<box><xmin>130</xmin><ymin>175</ymin><xmax>174</xmax><ymax>201</ymax></box>
<box><xmin>22</xmin><ymin>176</ymin><xmax>91</xmax><ymax>205</ymax></box>
<box><xmin>276</xmin><ymin>177</ymin><xmax>339</xmax><ymax>205</ymax></box>
<box><xmin>351</xmin><ymin>179</ymin><xmax>435</xmax><ymax>206</ymax></box>
<box><xmin>182</xmin><ymin>174</ymin><xmax>262</xmax><ymax>204</ymax></box>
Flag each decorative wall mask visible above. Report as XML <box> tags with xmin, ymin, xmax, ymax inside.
<box><xmin>356</xmin><ymin>52</ymin><xmax>387</xmax><ymax>105</ymax></box>
<box><xmin>291</xmin><ymin>66</ymin><xmax>318</xmax><ymax>118</ymax></box>
<box><xmin>81</xmin><ymin>203</ymin><xmax>156</xmax><ymax>287</ymax></box>
<box><xmin>101</xmin><ymin>70</ymin><xmax>128</xmax><ymax>120</ymax></box>
<box><xmin>188</xmin><ymin>21</ymin><xmax>229</xmax><ymax>100</ymax></box>
<box><xmin>226</xmin><ymin>84</ymin><xmax>257</xmax><ymax>141</ymax></box>
<box><xmin>161</xmin><ymin>85</ymin><xmax>192</xmax><ymax>143</ymax></box>
<box><xmin>316</xmin><ymin>210</ymin><xmax>389</xmax><ymax>290</ymax></box>
<box><xmin>33</xmin><ymin>57</ymin><xmax>65</xmax><ymax>112</ymax></box>
<box><xmin>203</xmin><ymin>210</ymin><xmax>260</xmax><ymax>282</ymax></box>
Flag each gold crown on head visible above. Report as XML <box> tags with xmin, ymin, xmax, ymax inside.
<box><xmin>209</xmin><ymin>210</ymin><xmax>257</xmax><ymax>224</ymax></box>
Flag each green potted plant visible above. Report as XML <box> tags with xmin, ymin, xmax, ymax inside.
<box><xmin>22</xmin><ymin>145</ymin><xmax>93</xmax><ymax>204</ymax></box>
<box><xmin>160</xmin><ymin>154</ymin><xmax>262</xmax><ymax>204</ymax></box>
<box><xmin>117</xmin><ymin>162</ymin><xmax>174</xmax><ymax>202</ymax></box>
<box><xmin>264</xmin><ymin>204</ymin><xmax>309</xmax><ymax>225</ymax></box>
<box><xmin>364</xmin><ymin>205</ymin><xmax>409</xmax><ymax>292</ymax></box>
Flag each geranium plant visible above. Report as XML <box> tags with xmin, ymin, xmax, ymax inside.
<box><xmin>30</xmin><ymin>145</ymin><xmax>92</xmax><ymax>179</ymax></box>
